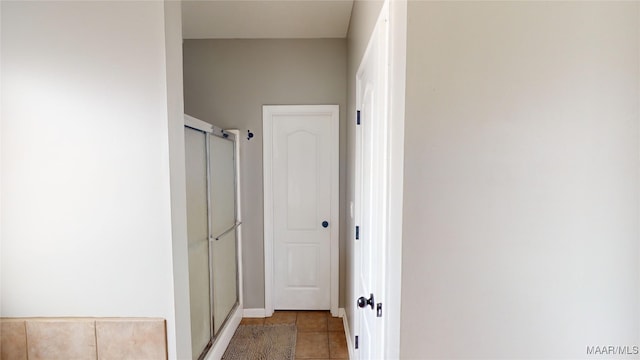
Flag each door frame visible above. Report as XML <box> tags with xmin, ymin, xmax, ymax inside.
<box><xmin>352</xmin><ymin>1</ymin><xmax>403</xmax><ymax>358</ymax></box>
<box><xmin>383</xmin><ymin>0</ymin><xmax>407</xmax><ymax>358</ymax></box>
<box><xmin>263</xmin><ymin>105</ymin><xmax>340</xmax><ymax>317</ymax></box>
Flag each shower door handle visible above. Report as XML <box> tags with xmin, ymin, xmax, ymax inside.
<box><xmin>213</xmin><ymin>222</ymin><xmax>242</xmax><ymax>241</ymax></box>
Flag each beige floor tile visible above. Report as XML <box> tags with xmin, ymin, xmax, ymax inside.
<box><xmin>295</xmin><ymin>332</ymin><xmax>329</xmax><ymax>358</ymax></box>
<box><xmin>297</xmin><ymin>311</ymin><xmax>330</xmax><ymax>318</ymax></box>
<box><xmin>1</xmin><ymin>319</ymin><xmax>27</xmax><ymax>360</ymax></box>
<box><xmin>95</xmin><ymin>319</ymin><xmax>167</xmax><ymax>360</ymax></box>
<box><xmin>296</xmin><ymin>312</ymin><xmax>328</xmax><ymax>332</ymax></box>
<box><xmin>327</xmin><ymin>317</ymin><xmax>343</xmax><ymax>332</ymax></box>
<box><xmin>26</xmin><ymin>319</ymin><xmax>97</xmax><ymax>360</ymax></box>
<box><xmin>328</xmin><ymin>331</ymin><xmax>348</xmax><ymax>359</ymax></box>
<box><xmin>239</xmin><ymin>317</ymin><xmax>264</xmax><ymax>326</ymax></box>
<box><xmin>265</xmin><ymin>311</ymin><xmax>297</xmax><ymax>325</ymax></box>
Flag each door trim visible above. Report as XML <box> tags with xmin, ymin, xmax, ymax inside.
<box><xmin>384</xmin><ymin>0</ymin><xmax>407</xmax><ymax>358</ymax></box>
<box><xmin>263</xmin><ymin>105</ymin><xmax>340</xmax><ymax>317</ymax></box>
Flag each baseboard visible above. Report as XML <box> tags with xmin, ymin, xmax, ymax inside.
<box><xmin>341</xmin><ymin>308</ymin><xmax>353</xmax><ymax>360</ymax></box>
<box><xmin>338</xmin><ymin>307</ymin><xmax>346</xmax><ymax>318</ymax></box>
<box><xmin>243</xmin><ymin>308</ymin><xmax>266</xmax><ymax>318</ymax></box>
<box><xmin>244</xmin><ymin>308</ymin><xmax>343</xmax><ymax>319</ymax></box>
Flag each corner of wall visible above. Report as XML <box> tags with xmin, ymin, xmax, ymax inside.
<box><xmin>386</xmin><ymin>1</ymin><xmax>407</xmax><ymax>358</ymax></box>
<box><xmin>163</xmin><ymin>1</ymin><xmax>193</xmax><ymax>359</ymax></box>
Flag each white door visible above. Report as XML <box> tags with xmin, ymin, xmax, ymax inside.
<box><xmin>264</xmin><ymin>105</ymin><xmax>339</xmax><ymax>312</ymax></box>
<box><xmin>354</xmin><ymin>4</ymin><xmax>389</xmax><ymax>359</ymax></box>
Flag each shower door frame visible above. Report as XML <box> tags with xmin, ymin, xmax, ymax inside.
<box><xmin>185</xmin><ymin>114</ymin><xmax>243</xmax><ymax>360</ymax></box>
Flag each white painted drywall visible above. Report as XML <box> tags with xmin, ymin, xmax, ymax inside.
<box><xmin>401</xmin><ymin>2</ymin><xmax>639</xmax><ymax>358</ymax></box>
<box><xmin>182</xmin><ymin>0</ymin><xmax>354</xmax><ymax>39</ymax></box>
<box><xmin>182</xmin><ymin>39</ymin><xmax>347</xmax><ymax>310</ymax></box>
<box><xmin>163</xmin><ymin>1</ymin><xmax>193</xmax><ymax>359</ymax></box>
<box><xmin>1</xmin><ymin>1</ymin><xmax>184</xmax><ymax>358</ymax></box>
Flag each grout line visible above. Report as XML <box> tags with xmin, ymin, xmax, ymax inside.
<box><xmin>24</xmin><ymin>321</ymin><xmax>29</xmax><ymax>360</ymax></box>
<box><xmin>93</xmin><ymin>320</ymin><xmax>98</xmax><ymax>360</ymax></box>
<box><xmin>327</xmin><ymin>317</ymin><xmax>331</xmax><ymax>359</ymax></box>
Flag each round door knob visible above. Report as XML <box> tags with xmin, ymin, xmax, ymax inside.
<box><xmin>322</xmin><ymin>221</ymin><xmax>329</xmax><ymax>228</ymax></box>
<box><xmin>357</xmin><ymin>294</ymin><xmax>374</xmax><ymax>309</ymax></box>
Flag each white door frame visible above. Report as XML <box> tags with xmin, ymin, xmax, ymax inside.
<box><xmin>383</xmin><ymin>0</ymin><xmax>407</xmax><ymax>358</ymax></box>
<box><xmin>352</xmin><ymin>0</ymin><xmax>406</xmax><ymax>358</ymax></box>
<box><xmin>263</xmin><ymin>105</ymin><xmax>340</xmax><ymax>317</ymax></box>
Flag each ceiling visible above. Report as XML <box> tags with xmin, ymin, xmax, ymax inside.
<box><xmin>181</xmin><ymin>0</ymin><xmax>354</xmax><ymax>39</ymax></box>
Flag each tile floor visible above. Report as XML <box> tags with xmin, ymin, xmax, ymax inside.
<box><xmin>239</xmin><ymin>311</ymin><xmax>349</xmax><ymax>359</ymax></box>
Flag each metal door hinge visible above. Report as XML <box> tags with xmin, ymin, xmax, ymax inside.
<box><xmin>377</xmin><ymin>303</ymin><xmax>383</xmax><ymax>317</ymax></box>
<box><xmin>356</xmin><ymin>110</ymin><xmax>361</xmax><ymax>125</ymax></box>
<box><xmin>355</xmin><ymin>226</ymin><xmax>360</xmax><ymax>240</ymax></box>
<box><xmin>355</xmin><ymin>335</ymin><xmax>359</xmax><ymax>349</ymax></box>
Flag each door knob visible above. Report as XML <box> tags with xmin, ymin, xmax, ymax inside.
<box><xmin>322</xmin><ymin>221</ymin><xmax>329</xmax><ymax>228</ymax></box>
<box><xmin>357</xmin><ymin>293</ymin><xmax>374</xmax><ymax>309</ymax></box>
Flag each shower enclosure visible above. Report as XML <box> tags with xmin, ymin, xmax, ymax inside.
<box><xmin>184</xmin><ymin>115</ymin><xmax>241</xmax><ymax>360</ymax></box>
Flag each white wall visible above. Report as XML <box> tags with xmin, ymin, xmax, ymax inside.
<box><xmin>401</xmin><ymin>2</ymin><xmax>640</xmax><ymax>358</ymax></box>
<box><xmin>1</xmin><ymin>1</ymin><xmax>185</xmax><ymax>358</ymax></box>
<box><xmin>183</xmin><ymin>39</ymin><xmax>347</xmax><ymax>310</ymax></box>
<box><xmin>163</xmin><ymin>1</ymin><xmax>192</xmax><ymax>359</ymax></box>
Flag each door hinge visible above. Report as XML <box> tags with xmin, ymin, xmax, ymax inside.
<box><xmin>356</xmin><ymin>110</ymin><xmax>361</xmax><ymax>125</ymax></box>
<box><xmin>355</xmin><ymin>226</ymin><xmax>360</xmax><ymax>240</ymax></box>
<box><xmin>355</xmin><ymin>335</ymin><xmax>359</xmax><ymax>349</ymax></box>
<box><xmin>377</xmin><ymin>303</ymin><xmax>383</xmax><ymax>317</ymax></box>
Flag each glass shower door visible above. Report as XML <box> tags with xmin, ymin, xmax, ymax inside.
<box><xmin>209</xmin><ymin>134</ymin><xmax>239</xmax><ymax>335</ymax></box>
<box><xmin>185</xmin><ymin>119</ymin><xmax>240</xmax><ymax>360</ymax></box>
<box><xmin>184</xmin><ymin>128</ymin><xmax>212</xmax><ymax>357</ymax></box>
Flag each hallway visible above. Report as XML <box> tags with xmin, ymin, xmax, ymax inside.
<box><xmin>238</xmin><ymin>311</ymin><xmax>348</xmax><ymax>359</ymax></box>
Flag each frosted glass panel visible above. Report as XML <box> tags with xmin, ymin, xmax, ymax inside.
<box><xmin>211</xmin><ymin>228</ymin><xmax>238</xmax><ymax>334</ymax></box>
<box><xmin>185</xmin><ymin>123</ymin><xmax>239</xmax><ymax>358</ymax></box>
<box><xmin>209</xmin><ymin>135</ymin><xmax>236</xmax><ymax>236</ymax></box>
<box><xmin>184</xmin><ymin>128</ymin><xmax>211</xmax><ymax>358</ymax></box>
